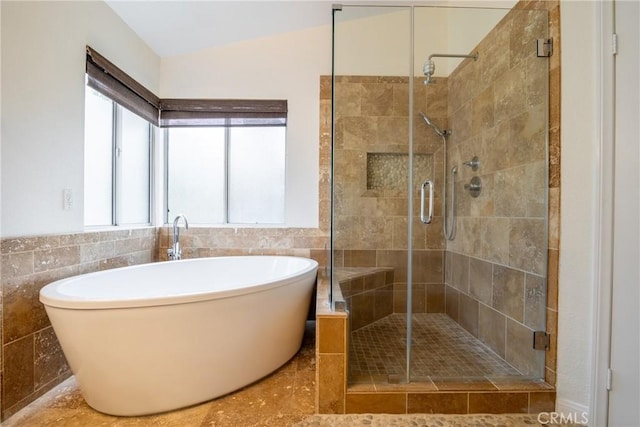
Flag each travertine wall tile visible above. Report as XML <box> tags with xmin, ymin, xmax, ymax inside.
<box><xmin>468</xmin><ymin>392</ymin><xmax>528</xmax><ymax>414</ymax></box>
<box><xmin>451</xmin><ymin>253</ymin><xmax>470</xmax><ymax>293</ymax></box>
<box><xmin>426</xmin><ymin>283</ymin><xmax>445</xmax><ymax>313</ymax></box>
<box><xmin>506</xmin><ymin>319</ymin><xmax>543</xmax><ymax>376</ymax></box>
<box><xmin>3</xmin><ymin>334</ymin><xmax>34</xmax><ymax>410</ymax></box>
<box><xmin>524</xmin><ymin>273</ymin><xmax>546</xmax><ymax>330</ymax></box>
<box><xmin>1</xmin><ymin>236</ymin><xmax>60</xmax><ymax>253</ymax></box>
<box><xmin>478</xmin><ymin>303</ymin><xmax>506</xmax><ymax>358</ymax></box>
<box><xmin>408</xmin><ymin>392</ymin><xmax>468</xmax><ymax>414</ymax></box>
<box><xmin>346</xmin><ymin>392</ymin><xmax>407</xmax><ymax>414</ymax></box>
<box><xmin>492</xmin><ymin>265</ymin><xmax>525</xmax><ymax>323</ymax></box>
<box><xmin>469</xmin><ymin>258</ymin><xmax>493</xmax><ymax>306</ymax></box>
<box><xmin>33</xmin><ymin>246</ymin><xmax>80</xmax><ymax>272</ymax></box>
<box><xmin>459</xmin><ymin>293</ymin><xmax>479</xmax><ymax>337</ymax></box>
<box><xmin>79</xmin><ymin>241</ymin><xmax>115</xmax><ymax>263</ymax></box>
<box><xmin>479</xmin><ymin>218</ymin><xmax>510</xmax><ymax>265</ymax></box>
<box><xmin>34</xmin><ymin>327</ymin><xmax>69</xmax><ymax>389</ymax></box>
<box><xmin>445</xmin><ymin>285</ymin><xmax>460</xmax><ymax>322</ymax></box>
<box><xmin>1</xmin><ymin>227</ymin><xmax>158</xmax><ymax>419</ymax></box>
<box><xmin>1</xmin><ymin>252</ymin><xmax>34</xmax><ymax>279</ymax></box>
<box><xmin>442</xmin><ymin>5</ymin><xmax>553</xmax><ymax>383</ymax></box>
<box><xmin>317</xmin><ymin>353</ymin><xmax>346</xmax><ymax>414</ymax></box>
<box><xmin>509</xmin><ymin>218</ymin><xmax>545</xmax><ymax>275</ymax></box>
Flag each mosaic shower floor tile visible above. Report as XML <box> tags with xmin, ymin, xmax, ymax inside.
<box><xmin>349</xmin><ymin>313</ymin><xmax>520</xmax><ymax>379</ymax></box>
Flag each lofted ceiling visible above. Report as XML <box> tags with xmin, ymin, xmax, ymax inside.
<box><xmin>105</xmin><ymin>0</ymin><xmax>518</xmax><ymax>58</ymax></box>
<box><xmin>105</xmin><ymin>1</ymin><xmax>335</xmax><ymax>57</ymax></box>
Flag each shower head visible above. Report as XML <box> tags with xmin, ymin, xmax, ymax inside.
<box><xmin>419</xmin><ymin>112</ymin><xmax>448</xmax><ymax>137</ymax></box>
<box><xmin>423</xmin><ymin>60</ymin><xmax>435</xmax><ymax>84</ymax></box>
<box><xmin>423</xmin><ymin>52</ymin><xmax>479</xmax><ymax>84</ymax></box>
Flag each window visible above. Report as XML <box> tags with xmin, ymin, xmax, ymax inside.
<box><xmin>166</xmin><ymin>125</ymin><xmax>286</xmax><ymax>224</ymax></box>
<box><xmin>84</xmin><ymin>87</ymin><xmax>152</xmax><ymax>226</ymax></box>
<box><xmin>84</xmin><ymin>46</ymin><xmax>287</xmax><ymax>227</ymax></box>
<box><xmin>84</xmin><ymin>47</ymin><xmax>156</xmax><ymax>227</ymax></box>
<box><xmin>163</xmin><ymin>98</ymin><xmax>287</xmax><ymax>225</ymax></box>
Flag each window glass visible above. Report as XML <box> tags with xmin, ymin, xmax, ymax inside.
<box><xmin>84</xmin><ymin>85</ymin><xmax>151</xmax><ymax>227</ymax></box>
<box><xmin>167</xmin><ymin>128</ymin><xmax>226</xmax><ymax>223</ymax></box>
<box><xmin>119</xmin><ymin>107</ymin><xmax>151</xmax><ymax>224</ymax></box>
<box><xmin>84</xmin><ymin>88</ymin><xmax>114</xmax><ymax>226</ymax></box>
<box><xmin>228</xmin><ymin>127</ymin><xmax>285</xmax><ymax>223</ymax></box>
<box><xmin>166</xmin><ymin>126</ymin><xmax>285</xmax><ymax>225</ymax></box>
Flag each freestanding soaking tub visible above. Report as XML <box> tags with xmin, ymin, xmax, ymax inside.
<box><xmin>39</xmin><ymin>256</ymin><xmax>318</xmax><ymax>416</ymax></box>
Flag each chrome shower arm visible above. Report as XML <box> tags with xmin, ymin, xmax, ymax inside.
<box><xmin>423</xmin><ymin>52</ymin><xmax>479</xmax><ymax>84</ymax></box>
<box><xmin>428</xmin><ymin>52</ymin><xmax>479</xmax><ymax>61</ymax></box>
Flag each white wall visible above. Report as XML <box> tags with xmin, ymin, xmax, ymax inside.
<box><xmin>557</xmin><ymin>0</ymin><xmax>599</xmax><ymax>417</ymax></box>
<box><xmin>335</xmin><ymin>6</ymin><xmax>508</xmax><ymax>77</ymax></box>
<box><xmin>1</xmin><ymin>1</ymin><xmax>160</xmax><ymax>237</ymax></box>
<box><xmin>445</xmin><ymin>7</ymin><xmax>509</xmax><ymax>74</ymax></box>
<box><xmin>335</xmin><ymin>8</ymin><xmax>414</xmax><ymax>76</ymax></box>
<box><xmin>160</xmin><ymin>26</ymin><xmax>332</xmax><ymax>228</ymax></box>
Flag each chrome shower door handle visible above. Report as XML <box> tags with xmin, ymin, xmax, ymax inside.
<box><xmin>420</xmin><ymin>180</ymin><xmax>434</xmax><ymax>224</ymax></box>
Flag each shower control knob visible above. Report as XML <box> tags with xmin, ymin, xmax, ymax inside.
<box><xmin>464</xmin><ymin>176</ymin><xmax>482</xmax><ymax>198</ymax></box>
<box><xmin>463</xmin><ymin>156</ymin><xmax>480</xmax><ymax>171</ymax></box>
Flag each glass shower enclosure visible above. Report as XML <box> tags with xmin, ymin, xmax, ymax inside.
<box><xmin>330</xmin><ymin>4</ymin><xmax>549</xmax><ymax>386</ymax></box>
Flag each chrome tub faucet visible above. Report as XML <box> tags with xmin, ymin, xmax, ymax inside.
<box><xmin>168</xmin><ymin>214</ymin><xmax>189</xmax><ymax>260</ymax></box>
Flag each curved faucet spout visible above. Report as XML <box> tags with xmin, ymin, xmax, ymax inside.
<box><xmin>168</xmin><ymin>214</ymin><xmax>189</xmax><ymax>260</ymax></box>
<box><xmin>173</xmin><ymin>214</ymin><xmax>189</xmax><ymax>244</ymax></box>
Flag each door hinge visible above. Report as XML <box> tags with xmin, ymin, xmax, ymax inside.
<box><xmin>612</xmin><ymin>33</ymin><xmax>618</xmax><ymax>56</ymax></box>
<box><xmin>607</xmin><ymin>368</ymin><xmax>613</xmax><ymax>391</ymax></box>
<box><xmin>537</xmin><ymin>38</ymin><xmax>553</xmax><ymax>57</ymax></box>
<box><xmin>533</xmin><ymin>331</ymin><xmax>550</xmax><ymax>350</ymax></box>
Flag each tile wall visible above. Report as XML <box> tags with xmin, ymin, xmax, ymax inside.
<box><xmin>444</xmin><ymin>0</ymin><xmax>561</xmax><ymax>384</ymax></box>
<box><xmin>156</xmin><ymin>227</ymin><xmax>328</xmax><ymax>265</ymax></box>
<box><xmin>442</xmin><ymin>5</ymin><xmax>551</xmax><ymax>377</ymax></box>
<box><xmin>1</xmin><ymin>224</ymin><xmax>331</xmax><ymax>421</ymax></box>
<box><xmin>0</xmin><ymin>228</ymin><xmax>157</xmax><ymax>419</ymax></box>
<box><xmin>330</xmin><ymin>74</ymin><xmax>448</xmax><ymax>315</ymax></box>
<box><xmin>338</xmin><ymin>268</ymin><xmax>394</xmax><ymax>331</ymax></box>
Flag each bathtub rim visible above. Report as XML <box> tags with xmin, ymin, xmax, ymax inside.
<box><xmin>39</xmin><ymin>255</ymin><xmax>318</xmax><ymax>310</ymax></box>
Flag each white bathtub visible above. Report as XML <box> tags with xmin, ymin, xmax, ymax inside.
<box><xmin>39</xmin><ymin>255</ymin><xmax>318</xmax><ymax>416</ymax></box>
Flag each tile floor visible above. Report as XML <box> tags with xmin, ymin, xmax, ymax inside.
<box><xmin>4</xmin><ymin>322</ymin><xmax>317</xmax><ymax>427</ymax></box>
<box><xmin>4</xmin><ymin>321</ymin><xmax>574</xmax><ymax>427</ymax></box>
<box><xmin>349</xmin><ymin>313</ymin><xmax>520</xmax><ymax>380</ymax></box>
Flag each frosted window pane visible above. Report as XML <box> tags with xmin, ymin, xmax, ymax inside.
<box><xmin>168</xmin><ymin>128</ymin><xmax>225</xmax><ymax>223</ymax></box>
<box><xmin>120</xmin><ymin>107</ymin><xmax>150</xmax><ymax>224</ymax></box>
<box><xmin>84</xmin><ymin>88</ymin><xmax>113</xmax><ymax>226</ymax></box>
<box><xmin>228</xmin><ymin>127</ymin><xmax>285</xmax><ymax>223</ymax></box>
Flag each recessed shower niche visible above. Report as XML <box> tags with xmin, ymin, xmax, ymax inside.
<box><xmin>366</xmin><ymin>153</ymin><xmax>433</xmax><ymax>192</ymax></box>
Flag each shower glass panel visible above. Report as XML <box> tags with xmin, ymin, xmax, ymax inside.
<box><xmin>331</xmin><ymin>4</ymin><xmax>549</xmax><ymax>385</ymax></box>
<box><xmin>331</xmin><ymin>5</ymin><xmax>414</xmax><ymax>384</ymax></box>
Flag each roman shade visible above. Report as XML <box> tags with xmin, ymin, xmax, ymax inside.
<box><xmin>86</xmin><ymin>46</ymin><xmax>160</xmax><ymax>126</ymax></box>
<box><xmin>159</xmin><ymin>99</ymin><xmax>287</xmax><ymax>127</ymax></box>
<box><xmin>86</xmin><ymin>46</ymin><xmax>287</xmax><ymax>128</ymax></box>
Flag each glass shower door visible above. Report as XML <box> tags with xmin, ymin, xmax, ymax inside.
<box><xmin>412</xmin><ymin>5</ymin><xmax>550</xmax><ymax>381</ymax></box>
<box><xmin>331</xmin><ymin>5</ymin><xmax>415</xmax><ymax>384</ymax></box>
